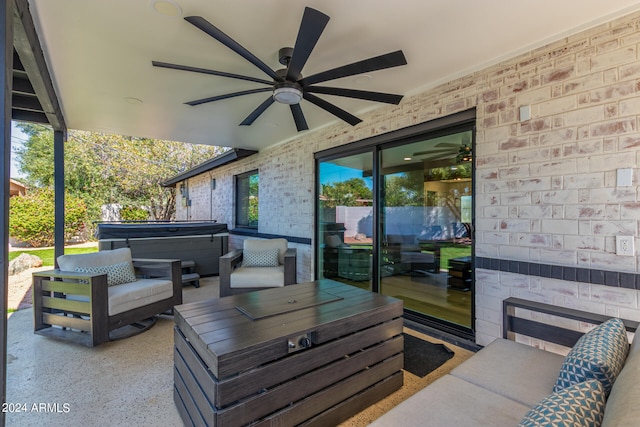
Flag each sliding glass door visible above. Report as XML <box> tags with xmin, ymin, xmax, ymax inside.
<box><xmin>315</xmin><ymin>120</ymin><xmax>474</xmax><ymax>336</ymax></box>
<box><xmin>318</xmin><ymin>152</ymin><xmax>374</xmax><ymax>291</ymax></box>
<box><xmin>379</xmin><ymin>131</ymin><xmax>473</xmax><ymax>329</ymax></box>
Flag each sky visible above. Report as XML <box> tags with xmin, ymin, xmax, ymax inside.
<box><xmin>10</xmin><ymin>121</ymin><xmax>27</xmax><ymax>179</ymax></box>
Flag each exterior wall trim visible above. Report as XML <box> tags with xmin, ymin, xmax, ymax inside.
<box><xmin>477</xmin><ymin>257</ymin><xmax>640</xmax><ymax>289</ymax></box>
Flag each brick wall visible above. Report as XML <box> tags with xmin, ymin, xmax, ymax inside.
<box><xmin>178</xmin><ymin>10</ymin><xmax>640</xmax><ymax>346</ymax></box>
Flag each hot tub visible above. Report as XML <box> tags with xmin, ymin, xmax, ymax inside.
<box><xmin>96</xmin><ymin>222</ymin><xmax>228</xmax><ymax>276</ymax></box>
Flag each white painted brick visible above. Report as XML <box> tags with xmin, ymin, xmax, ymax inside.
<box><xmin>591</xmin><ymin>285</ymin><xmax>638</xmax><ymax>308</ymax></box>
<box><xmin>498</xmin><ymin>245</ymin><xmax>531</xmax><ymax>261</ymax></box>
<box><xmin>563</xmin><ymin>105</ymin><xmax>604</xmax><ymax>126</ymax></box>
<box><xmin>539</xmin><ymin>249</ymin><xmax>577</xmax><ymax>265</ymax></box>
<box><xmin>564</xmin><ymin>235</ymin><xmax>605</xmax><ymax>251</ymax></box>
<box><xmin>541</xmin><ymin>219</ymin><xmax>579</xmax><ymax>235</ymax></box>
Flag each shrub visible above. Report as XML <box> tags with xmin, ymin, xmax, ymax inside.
<box><xmin>120</xmin><ymin>206</ymin><xmax>149</xmax><ymax>222</ymax></box>
<box><xmin>9</xmin><ymin>188</ymin><xmax>88</xmax><ymax>247</ymax></box>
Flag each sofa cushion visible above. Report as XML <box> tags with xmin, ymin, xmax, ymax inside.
<box><xmin>519</xmin><ymin>379</ymin><xmax>606</xmax><ymax>427</ymax></box>
<box><xmin>75</xmin><ymin>261</ymin><xmax>137</xmax><ymax>287</ymax></box>
<box><xmin>601</xmin><ymin>335</ymin><xmax>640</xmax><ymax>427</ymax></box>
<box><xmin>369</xmin><ymin>374</ymin><xmax>530</xmax><ymax>427</ymax></box>
<box><xmin>553</xmin><ymin>318</ymin><xmax>628</xmax><ymax>396</ymax></box>
<box><xmin>108</xmin><ymin>278</ymin><xmax>173</xmax><ymax>316</ymax></box>
<box><xmin>243</xmin><ymin>248</ymin><xmax>280</xmax><ymax>267</ymax></box>
<box><xmin>230</xmin><ymin>266</ymin><xmax>285</xmax><ymax>288</ymax></box>
<box><xmin>450</xmin><ymin>338</ymin><xmax>565</xmax><ymax>407</ymax></box>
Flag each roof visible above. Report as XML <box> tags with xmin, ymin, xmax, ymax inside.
<box><xmin>161</xmin><ymin>148</ymin><xmax>257</xmax><ymax>187</ymax></box>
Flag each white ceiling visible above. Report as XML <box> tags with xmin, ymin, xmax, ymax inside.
<box><xmin>28</xmin><ymin>0</ymin><xmax>640</xmax><ymax>151</ymax></box>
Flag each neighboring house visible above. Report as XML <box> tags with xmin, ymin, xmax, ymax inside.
<box><xmin>166</xmin><ymin>9</ymin><xmax>640</xmax><ymax>347</ymax></box>
<box><xmin>9</xmin><ymin>178</ymin><xmax>26</xmax><ymax>197</ymax></box>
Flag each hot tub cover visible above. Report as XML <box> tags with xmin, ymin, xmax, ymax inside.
<box><xmin>96</xmin><ymin>222</ymin><xmax>228</xmax><ymax>239</ymax></box>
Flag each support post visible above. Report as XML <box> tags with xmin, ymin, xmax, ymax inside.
<box><xmin>0</xmin><ymin>1</ymin><xmax>13</xmax><ymax>425</ymax></box>
<box><xmin>54</xmin><ymin>129</ymin><xmax>65</xmax><ymax>265</ymax></box>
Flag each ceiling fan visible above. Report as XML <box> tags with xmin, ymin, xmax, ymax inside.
<box><xmin>152</xmin><ymin>7</ymin><xmax>407</xmax><ymax>131</ymax></box>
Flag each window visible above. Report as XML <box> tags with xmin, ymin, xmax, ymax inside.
<box><xmin>236</xmin><ymin>170</ymin><xmax>259</xmax><ymax>228</ymax></box>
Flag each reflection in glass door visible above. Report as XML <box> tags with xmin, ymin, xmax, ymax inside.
<box><xmin>318</xmin><ymin>152</ymin><xmax>373</xmax><ymax>291</ymax></box>
<box><xmin>379</xmin><ymin>131</ymin><xmax>473</xmax><ymax>329</ymax></box>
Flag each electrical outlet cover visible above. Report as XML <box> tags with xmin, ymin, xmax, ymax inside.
<box><xmin>616</xmin><ymin>236</ymin><xmax>635</xmax><ymax>256</ymax></box>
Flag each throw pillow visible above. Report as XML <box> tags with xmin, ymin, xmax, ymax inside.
<box><xmin>75</xmin><ymin>261</ymin><xmax>137</xmax><ymax>287</ymax></box>
<box><xmin>553</xmin><ymin>317</ymin><xmax>629</xmax><ymax>396</ymax></box>
<box><xmin>242</xmin><ymin>248</ymin><xmax>280</xmax><ymax>267</ymax></box>
<box><xmin>519</xmin><ymin>379</ymin><xmax>606</xmax><ymax>427</ymax></box>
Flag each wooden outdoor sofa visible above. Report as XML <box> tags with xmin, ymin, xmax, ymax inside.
<box><xmin>372</xmin><ymin>297</ymin><xmax>640</xmax><ymax>426</ymax></box>
<box><xmin>32</xmin><ymin>248</ymin><xmax>181</xmax><ymax>347</ymax></box>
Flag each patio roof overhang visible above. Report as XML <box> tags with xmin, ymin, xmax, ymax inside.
<box><xmin>11</xmin><ymin>0</ymin><xmax>64</xmax><ymax>131</ymax></box>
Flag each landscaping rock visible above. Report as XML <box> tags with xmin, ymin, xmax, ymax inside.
<box><xmin>8</xmin><ymin>253</ymin><xmax>43</xmax><ymax>276</ymax></box>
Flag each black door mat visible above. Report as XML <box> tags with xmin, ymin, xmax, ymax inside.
<box><xmin>403</xmin><ymin>333</ymin><xmax>455</xmax><ymax>377</ymax></box>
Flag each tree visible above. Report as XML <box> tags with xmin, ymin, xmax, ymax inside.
<box><xmin>320</xmin><ymin>178</ymin><xmax>372</xmax><ymax>208</ymax></box>
<box><xmin>383</xmin><ymin>170</ymin><xmax>425</xmax><ymax>207</ymax></box>
<box><xmin>14</xmin><ymin>124</ymin><xmax>226</xmax><ymax>222</ymax></box>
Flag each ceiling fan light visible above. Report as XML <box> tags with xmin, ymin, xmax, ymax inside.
<box><xmin>273</xmin><ymin>87</ymin><xmax>302</xmax><ymax>105</ymax></box>
<box><xmin>150</xmin><ymin>0</ymin><xmax>182</xmax><ymax>17</ymax></box>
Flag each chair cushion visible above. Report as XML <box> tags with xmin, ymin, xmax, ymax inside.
<box><xmin>325</xmin><ymin>235</ymin><xmax>343</xmax><ymax>248</ymax></box>
<box><xmin>243</xmin><ymin>248</ymin><xmax>280</xmax><ymax>267</ymax></box>
<box><xmin>75</xmin><ymin>261</ymin><xmax>137</xmax><ymax>287</ymax></box>
<box><xmin>244</xmin><ymin>238</ymin><xmax>288</xmax><ymax>265</ymax></box>
<box><xmin>57</xmin><ymin>247</ymin><xmax>132</xmax><ymax>270</ymax></box>
<box><xmin>553</xmin><ymin>318</ymin><xmax>629</xmax><ymax>396</ymax></box>
<box><xmin>230</xmin><ymin>266</ymin><xmax>285</xmax><ymax>288</ymax></box>
<box><xmin>108</xmin><ymin>278</ymin><xmax>173</xmax><ymax>316</ymax></box>
<box><xmin>519</xmin><ymin>380</ymin><xmax>606</xmax><ymax>427</ymax></box>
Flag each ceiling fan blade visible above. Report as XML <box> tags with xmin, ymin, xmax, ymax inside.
<box><xmin>184</xmin><ymin>16</ymin><xmax>282</xmax><ymax>82</ymax></box>
<box><xmin>306</xmin><ymin>86</ymin><xmax>403</xmax><ymax>104</ymax></box>
<box><xmin>299</xmin><ymin>50</ymin><xmax>407</xmax><ymax>86</ymax></box>
<box><xmin>413</xmin><ymin>149</ymin><xmax>458</xmax><ymax>156</ymax></box>
<box><xmin>290</xmin><ymin>104</ymin><xmax>309</xmax><ymax>131</ymax></box>
<box><xmin>303</xmin><ymin>93</ymin><xmax>361</xmax><ymax>126</ymax></box>
<box><xmin>152</xmin><ymin>61</ymin><xmax>274</xmax><ymax>86</ymax></box>
<box><xmin>186</xmin><ymin>88</ymin><xmax>272</xmax><ymax>106</ymax></box>
<box><xmin>286</xmin><ymin>7</ymin><xmax>330</xmax><ymax>81</ymax></box>
<box><xmin>240</xmin><ymin>96</ymin><xmax>275</xmax><ymax>126</ymax></box>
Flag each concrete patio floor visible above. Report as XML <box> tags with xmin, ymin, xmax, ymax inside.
<box><xmin>5</xmin><ymin>276</ymin><xmax>220</xmax><ymax>427</ymax></box>
<box><xmin>5</xmin><ymin>275</ymin><xmax>474</xmax><ymax>426</ymax></box>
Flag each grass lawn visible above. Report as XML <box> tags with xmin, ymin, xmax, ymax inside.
<box><xmin>439</xmin><ymin>245</ymin><xmax>472</xmax><ymax>270</ymax></box>
<box><xmin>9</xmin><ymin>246</ymin><xmax>98</xmax><ymax>267</ymax></box>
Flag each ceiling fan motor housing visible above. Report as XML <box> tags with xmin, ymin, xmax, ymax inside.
<box><xmin>278</xmin><ymin>47</ymin><xmax>294</xmax><ymax>66</ymax></box>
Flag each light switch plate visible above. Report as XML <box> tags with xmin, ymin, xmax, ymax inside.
<box><xmin>617</xmin><ymin>168</ymin><xmax>633</xmax><ymax>187</ymax></box>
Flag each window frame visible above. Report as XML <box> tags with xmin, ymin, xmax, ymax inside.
<box><xmin>235</xmin><ymin>169</ymin><xmax>259</xmax><ymax>229</ymax></box>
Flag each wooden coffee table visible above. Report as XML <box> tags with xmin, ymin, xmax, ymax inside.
<box><xmin>173</xmin><ymin>279</ymin><xmax>404</xmax><ymax>426</ymax></box>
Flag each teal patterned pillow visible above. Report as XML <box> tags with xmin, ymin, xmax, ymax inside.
<box><xmin>553</xmin><ymin>318</ymin><xmax>628</xmax><ymax>396</ymax></box>
<box><xmin>519</xmin><ymin>380</ymin><xmax>606</xmax><ymax>427</ymax></box>
<box><xmin>75</xmin><ymin>261</ymin><xmax>137</xmax><ymax>287</ymax></box>
<box><xmin>243</xmin><ymin>248</ymin><xmax>280</xmax><ymax>267</ymax></box>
